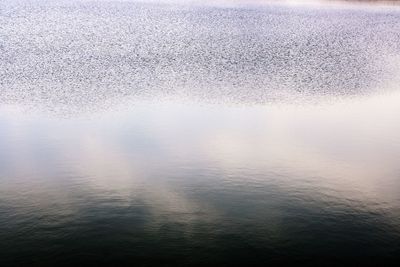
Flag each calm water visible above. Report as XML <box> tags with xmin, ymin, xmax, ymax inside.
<box><xmin>1</xmin><ymin>0</ymin><xmax>400</xmax><ymax>266</ymax></box>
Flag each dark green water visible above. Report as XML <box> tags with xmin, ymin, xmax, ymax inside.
<box><xmin>1</xmin><ymin>0</ymin><xmax>400</xmax><ymax>266</ymax></box>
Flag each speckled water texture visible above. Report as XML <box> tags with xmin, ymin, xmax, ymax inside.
<box><xmin>1</xmin><ymin>0</ymin><xmax>400</xmax><ymax>109</ymax></box>
<box><xmin>1</xmin><ymin>1</ymin><xmax>400</xmax><ymax>266</ymax></box>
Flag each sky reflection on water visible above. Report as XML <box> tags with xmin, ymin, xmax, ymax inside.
<box><xmin>1</xmin><ymin>90</ymin><xmax>400</xmax><ymax>265</ymax></box>
<box><xmin>1</xmin><ymin>0</ymin><xmax>400</xmax><ymax>265</ymax></box>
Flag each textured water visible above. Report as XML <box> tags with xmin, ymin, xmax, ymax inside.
<box><xmin>2</xmin><ymin>0</ymin><xmax>400</xmax><ymax>109</ymax></box>
<box><xmin>1</xmin><ymin>0</ymin><xmax>400</xmax><ymax>266</ymax></box>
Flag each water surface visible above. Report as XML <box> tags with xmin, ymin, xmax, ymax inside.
<box><xmin>1</xmin><ymin>0</ymin><xmax>400</xmax><ymax>266</ymax></box>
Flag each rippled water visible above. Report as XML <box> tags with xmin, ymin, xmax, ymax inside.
<box><xmin>1</xmin><ymin>0</ymin><xmax>400</xmax><ymax>266</ymax></box>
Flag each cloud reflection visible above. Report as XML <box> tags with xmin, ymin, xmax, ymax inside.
<box><xmin>1</xmin><ymin>90</ymin><xmax>400</xmax><ymax>220</ymax></box>
<box><xmin>1</xmin><ymin>1</ymin><xmax>400</xmax><ymax>264</ymax></box>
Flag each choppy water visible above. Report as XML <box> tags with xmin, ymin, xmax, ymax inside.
<box><xmin>1</xmin><ymin>0</ymin><xmax>400</xmax><ymax>266</ymax></box>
